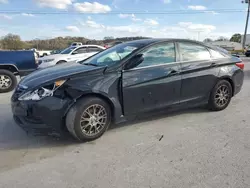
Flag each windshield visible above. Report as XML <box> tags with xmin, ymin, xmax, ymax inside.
<box><xmin>79</xmin><ymin>42</ymin><xmax>143</xmax><ymax>66</ymax></box>
<box><xmin>60</xmin><ymin>46</ymin><xmax>76</xmax><ymax>54</ymax></box>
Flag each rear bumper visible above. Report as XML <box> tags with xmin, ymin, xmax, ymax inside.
<box><xmin>232</xmin><ymin>69</ymin><xmax>244</xmax><ymax>96</ymax></box>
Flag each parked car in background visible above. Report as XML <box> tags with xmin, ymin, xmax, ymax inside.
<box><xmin>0</xmin><ymin>50</ymin><xmax>38</xmax><ymax>93</ymax></box>
<box><xmin>38</xmin><ymin>45</ymin><xmax>105</xmax><ymax>69</ymax></box>
<box><xmin>104</xmin><ymin>41</ymin><xmax>123</xmax><ymax>48</ymax></box>
<box><xmin>11</xmin><ymin>39</ymin><xmax>244</xmax><ymax>142</ymax></box>
<box><xmin>51</xmin><ymin>49</ymin><xmax>62</xmax><ymax>55</ymax></box>
<box><xmin>210</xmin><ymin>45</ymin><xmax>240</xmax><ymax>58</ymax></box>
<box><xmin>71</xmin><ymin>42</ymin><xmax>83</xmax><ymax>47</ymax></box>
<box><xmin>245</xmin><ymin>49</ymin><xmax>250</xmax><ymax>57</ymax></box>
<box><xmin>31</xmin><ymin>48</ymin><xmax>51</xmax><ymax>57</ymax></box>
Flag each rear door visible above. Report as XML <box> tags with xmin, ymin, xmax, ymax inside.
<box><xmin>122</xmin><ymin>42</ymin><xmax>182</xmax><ymax>115</ymax></box>
<box><xmin>178</xmin><ymin>42</ymin><xmax>220</xmax><ymax>103</ymax></box>
<box><xmin>87</xmin><ymin>46</ymin><xmax>104</xmax><ymax>57</ymax></box>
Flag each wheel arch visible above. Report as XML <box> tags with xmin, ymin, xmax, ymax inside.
<box><xmin>79</xmin><ymin>93</ymin><xmax>115</xmax><ymax>117</ymax></box>
<box><xmin>0</xmin><ymin>64</ymin><xmax>19</xmax><ymax>74</ymax></box>
<box><xmin>217</xmin><ymin>76</ymin><xmax>235</xmax><ymax>96</ymax></box>
<box><xmin>56</xmin><ymin>60</ymin><xmax>67</xmax><ymax>64</ymax></box>
<box><xmin>64</xmin><ymin>92</ymin><xmax>115</xmax><ymax>123</ymax></box>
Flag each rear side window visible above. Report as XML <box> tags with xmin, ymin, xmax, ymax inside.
<box><xmin>75</xmin><ymin>47</ymin><xmax>87</xmax><ymax>54</ymax></box>
<box><xmin>210</xmin><ymin>49</ymin><xmax>226</xmax><ymax>58</ymax></box>
<box><xmin>88</xmin><ymin>47</ymin><xmax>103</xmax><ymax>52</ymax></box>
<box><xmin>179</xmin><ymin>43</ymin><xmax>211</xmax><ymax>61</ymax></box>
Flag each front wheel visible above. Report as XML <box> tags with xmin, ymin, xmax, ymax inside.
<box><xmin>66</xmin><ymin>97</ymin><xmax>111</xmax><ymax>142</ymax></box>
<box><xmin>208</xmin><ymin>80</ymin><xmax>232</xmax><ymax>111</ymax></box>
<box><xmin>0</xmin><ymin>69</ymin><xmax>17</xmax><ymax>93</ymax></box>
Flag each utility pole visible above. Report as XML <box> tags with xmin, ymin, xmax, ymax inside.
<box><xmin>242</xmin><ymin>0</ymin><xmax>250</xmax><ymax>49</ymax></box>
<box><xmin>197</xmin><ymin>31</ymin><xmax>201</xmax><ymax>41</ymax></box>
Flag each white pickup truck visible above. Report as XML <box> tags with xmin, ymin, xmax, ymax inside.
<box><xmin>31</xmin><ymin>48</ymin><xmax>52</xmax><ymax>57</ymax></box>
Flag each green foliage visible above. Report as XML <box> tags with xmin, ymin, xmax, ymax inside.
<box><xmin>230</xmin><ymin>33</ymin><xmax>241</xmax><ymax>43</ymax></box>
<box><xmin>215</xmin><ymin>36</ymin><xmax>229</xmax><ymax>41</ymax></box>
<box><xmin>0</xmin><ymin>33</ymin><xmax>28</xmax><ymax>50</ymax></box>
<box><xmin>203</xmin><ymin>38</ymin><xmax>213</xmax><ymax>43</ymax></box>
<box><xmin>0</xmin><ymin>34</ymin><xmax>150</xmax><ymax>51</ymax></box>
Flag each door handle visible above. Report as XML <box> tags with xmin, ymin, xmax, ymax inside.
<box><xmin>169</xmin><ymin>68</ymin><xmax>179</xmax><ymax>75</ymax></box>
<box><xmin>210</xmin><ymin>62</ymin><xmax>217</xmax><ymax>67</ymax></box>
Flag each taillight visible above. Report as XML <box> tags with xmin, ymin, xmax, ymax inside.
<box><xmin>236</xmin><ymin>62</ymin><xmax>244</xmax><ymax>70</ymax></box>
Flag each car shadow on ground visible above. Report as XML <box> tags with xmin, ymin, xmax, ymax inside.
<box><xmin>0</xmin><ymin>106</ymin><xmax>210</xmax><ymax>151</ymax></box>
<box><xmin>110</xmin><ymin>106</ymin><xmax>209</xmax><ymax>130</ymax></box>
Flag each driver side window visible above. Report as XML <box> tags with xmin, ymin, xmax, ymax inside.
<box><xmin>136</xmin><ymin>42</ymin><xmax>176</xmax><ymax>68</ymax></box>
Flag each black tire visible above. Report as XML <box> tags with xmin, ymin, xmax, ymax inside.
<box><xmin>208</xmin><ymin>80</ymin><xmax>232</xmax><ymax>111</ymax></box>
<box><xmin>56</xmin><ymin>60</ymin><xmax>67</xmax><ymax>65</ymax></box>
<box><xmin>66</xmin><ymin>97</ymin><xmax>112</xmax><ymax>142</ymax></box>
<box><xmin>0</xmin><ymin>69</ymin><xmax>17</xmax><ymax>93</ymax></box>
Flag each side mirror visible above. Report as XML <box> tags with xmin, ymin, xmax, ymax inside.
<box><xmin>72</xmin><ymin>51</ymin><xmax>78</xmax><ymax>55</ymax></box>
<box><xmin>124</xmin><ymin>54</ymin><xmax>144</xmax><ymax>70</ymax></box>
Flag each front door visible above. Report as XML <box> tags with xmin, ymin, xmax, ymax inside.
<box><xmin>122</xmin><ymin>42</ymin><xmax>182</xmax><ymax>115</ymax></box>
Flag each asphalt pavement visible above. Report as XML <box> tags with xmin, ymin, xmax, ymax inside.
<box><xmin>0</xmin><ymin>58</ymin><xmax>250</xmax><ymax>188</ymax></box>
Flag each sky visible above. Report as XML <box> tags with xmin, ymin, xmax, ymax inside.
<box><xmin>0</xmin><ymin>0</ymin><xmax>248</xmax><ymax>41</ymax></box>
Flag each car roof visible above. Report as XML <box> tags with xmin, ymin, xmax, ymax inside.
<box><xmin>74</xmin><ymin>45</ymin><xmax>105</xmax><ymax>49</ymax></box>
<box><xmin>125</xmin><ymin>38</ymin><xmax>203</xmax><ymax>44</ymax></box>
<box><xmin>124</xmin><ymin>38</ymin><xmax>220</xmax><ymax>51</ymax></box>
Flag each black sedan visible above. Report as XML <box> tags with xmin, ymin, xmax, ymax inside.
<box><xmin>11</xmin><ymin>39</ymin><xmax>244</xmax><ymax>142</ymax></box>
<box><xmin>245</xmin><ymin>49</ymin><xmax>250</xmax><ymax>57</ymax></box>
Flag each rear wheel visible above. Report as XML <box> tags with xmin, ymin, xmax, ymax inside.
<box><xmin>0</xmin><ymin>69</ymin><xmax>17</xmax><ymax>93</ymax></box>
<box><xmin>66</xmin><ymin>97</ymin><xmax>111</xmax><ymax>142</ymax></box>
<box><xmin>208</xmin><ymin>80</ymin><xmax>232</xmax><ymax>111</ymax></box>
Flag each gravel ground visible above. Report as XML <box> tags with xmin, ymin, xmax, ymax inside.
<box><xmin>0</xmin><ymin>59</ymin><xmax>249</xmax><ymax>188</ymax></box>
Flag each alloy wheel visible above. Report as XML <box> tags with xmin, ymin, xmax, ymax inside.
<box><xmin>80</xmin><ymin>104</ymin><xmax>107</xmax><ymax>136</ymax></box>
<box><xmin>0</xmin><ymin>75</ymin><xmax>12</xmax><ymax>89</ymax></box>
<box><xmin>214</xmin><ymin>85</ymin><xmax>230</xmax><ymax>107</ymax></box>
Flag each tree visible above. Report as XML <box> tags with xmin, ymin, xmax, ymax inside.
<box><xmin>230</xmin><ymin>33</ymin><xmax>241</xmax><ymax>43</ymax></box>
<box><xmin>215</xmin><ymin>36</ymin><xmax>228</xmax><ymax>41</ymax></box>
<box><xmin>103</xmin><ymin>36</ymin><xmax>114</xmax><ymax>40</ymax></box>
<box><xmin>0</xmin><ymin>35</ymin><xmax>153</xmax><ymax>50</ymax></box>
<box><xmin>203</xmin><ymin>38</ymin><xmax>213</xmax><ymax>43</ymax></box>
<box><xmin>1</xmin><ymin>33</ymin><xmax>27</xmax><ymax>50</ymax></box>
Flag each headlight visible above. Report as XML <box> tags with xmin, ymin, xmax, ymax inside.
<box><xmin>43</xmin><ymin>59</ymin><xmax>54</xmax><ymax>63</ymax></box>
<box><xmin>18</xmin><ymin>80</ymin><xmax>66</xmax><ymax>101</ymax></box>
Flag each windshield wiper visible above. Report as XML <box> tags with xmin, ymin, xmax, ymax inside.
<box><xmin>83</xmin><ymin>63</ymin><xmax>99</xmax><ymax>66</ymax></box>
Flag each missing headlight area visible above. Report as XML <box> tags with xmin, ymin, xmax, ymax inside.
<box><xmin>18</xmin><ymin>80</ymin><xmax>66</xmax><ymax>101</ymax></box>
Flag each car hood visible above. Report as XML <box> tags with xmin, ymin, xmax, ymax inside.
<box><xmin>19</xmin><ymin>62</ymin><xmax>105</xmax><ymax>89</ymax></box>
<box><xmin>39</xmin><ymin>54</ymin><xmax>68</xmax><ymax>60</ymax></box>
